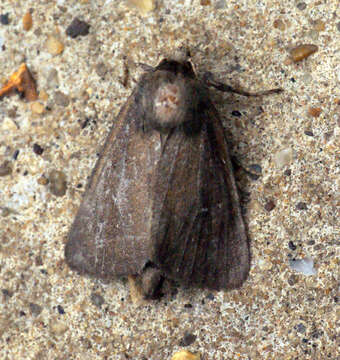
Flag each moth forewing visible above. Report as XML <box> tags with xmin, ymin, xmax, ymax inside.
<box><xmin>65</xmin><ymin>90</ymin><xmax>162</xmax><ymax>278</ymax></box>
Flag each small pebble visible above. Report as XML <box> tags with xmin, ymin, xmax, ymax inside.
<box><xmin>37</xmin><ymin>175</ymin><xmax>49</xmax><ymax>185</ymax></box>
<box><xmin>313</xmin><ymin>19</ymin><xmax>325</xmax><ymax>32</ymax></box>
<box><xmin>290</xmin><ymin>44</ymin><xmax>318</xmax><ymax>63</ymax></box>
<box><xmin>66</xmin><ymin>17</ymin><xmax>90</xmax><ymax>38</ymax></box>
<box><xmin>283</xmin><ymin>169</ymin><xmax>291</xmax><ymax>176</ymax></box>
<box><xmin>172</xmin><ymin>350</ymin><xmax>200</xmax><ymax>360</ymax></box>
<box><xmin>304</xmin><ymin>130</ymin><xmax>314</xmax><ymax>136</ymax></box>
<box><xmin>231</xmin><ymin>110</ymin><xmax>242</xmax><ymax>117</ymax></box>
<box><xmin>13</xmin><ymin>150</ymin><xmax>19</xmax><ymax>160</ymax></box>
<box><xmin>54</xmin><ymin>91</ymin><xmax>70</xmax><ymax>107</ymax></box>
<box><xmin>90</xmin><ymin>292</ymin><xmax>105</xmax><ymax>308</ymax></box>
<box><xmin>95</xmin><ymin>62</ymin><xmax>108</xmax><ymax>78</ymax></box>
<box><xmin>49</xmin><ymin>170</ymin><xmax>67</xmax><ymax>197</ymax></box>
<box><xmin>337</xmin><ymin>22</ymin><xmax>340</xmax><ymax>32</ymax></box>
<box><xmin>57</xmin><ymin>305</ymin><xmax>65</xmax><ymax>314</ymax></box>
<box><xmin>0</xmin><ymin>13</ymin><xmax>10</xmax><ymax>25</ymax></box>
<box><xmin>33</xmin><ymin>143</ymin><xmax>44</xmax><ymax>155</ymax></box>
<box><xmin>128</xmin><ymin>0</ymin><xmax>155</xmax><ymax>14</ymax></box>
<box><xmin>0</xmin><ymin>161</ymin><xmax>12</xmax><ymax>176</ymax></box>
<box><xmin>29</xmin><ymin>302</ymin><xmax>42</xmax><ymax>316</ymax></box>
<box><xmin>50</xmin><ymin>320</ymin><xmax>68</xmax><ymax>336</ymax></box>
<box><xmin>2</xmin><ymin>288</ymin><xmax>13</xmax><ymax>299</ymax></box>
<box><xmin>296</xmin><ymin>323</ymin><xmax>306</xmax><ymax>333</ymax></box>
<box><xmin>288</xmin><ymin>274</ymin><xmax>299</xmax><ymax>286</ymax></box>
<box><xmin>1</xmin><ymin>207</ymin><xmax>11</xmax><ymax>217</ymax></box>
<box><xmin>206</xmin><ymin>293</ymin><xmax>215</xmax><ymax>300</ymax></box>
<box><xmin>308</xmin><ymin>107</ymin><xmax>322</xmax><ymax>118</ymax></box>
<box><xmin>288</xmin><ymin>241</ymin><xmax>297</xmax><ymax>251</ymax></box>
<box><xmin>264</xmin><ymin>199</ymin><xmax>276</xmax><ymax>212</ymax></box>
<box><xmin>296</xmin><ymin>2</ymin><xmax>306</xmax><ymax>10</ymax></box>
<box><xmin>47</xmin><ymin>68</ymin><xmax>59</xmax><ymax>87</ymax></box>
<box><xmin>31</xmin><ymin>101</ymin><xmax>45</xmax><ymax>114</ymax></box>
<box><xmin>248</xmin><ymin>164</ymin><xmax>262</xmax><ymax>174</ymax></box>
<box><xmin>289</xmin><ymin>257</ymin><xmax>316</xmax><ymax>276</ymax></box>
<box><xmin>296</xmin><ymin>201</ymin><xmax>307</xmax><ymax>210</ymax></box>
<box><xmin>200</xmin><ymin>0</ymin><xmax>211</xmax><ymax>5</ymax></box>
<box><xmin>274</xmin><ymin>148</ymin><xmax>293</xmax><ymax>167</ymax></box>
<box><xmin>46</xmin><ymin>36</ymin><xmax>64</xmax><ymax>55</ymax></box>
<box><xmin>215</xmin><ymin>0</ymin><xmax>226</xmax><ymax>9</ymax></box>
<box><xmin>179</xmin><ymin>332</ymin><xmax>197</xmax><ymax>346</ymax></box>
<box><xmin>22</xmin><ymin>11</ymin><xmax>33</xmax><ymax>31</ymax></box>
<box><xmin>273</xmin><ymin>19</ymin><xmax>285</xmax><ymax>31</ymax></box>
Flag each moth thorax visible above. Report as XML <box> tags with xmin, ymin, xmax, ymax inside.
<box><xmin>154</xmin><ymin>83</ymin><xmax>181</xmax><ymax>124</ymax></box>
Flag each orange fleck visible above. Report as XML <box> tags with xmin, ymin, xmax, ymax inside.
<box><xmin>23</xmin><ymin>11</ymin><xmax>33</xmax><ymax>31</ymax></box>
<box><xmin>308</xmin><ymin>107</ymin><xmax>322</xmax><ymax>118</ymax></box>
<box><xmin>0</xmin><ymin>63</ymin><xmax>38</xmax><ymax>101</ymax></box>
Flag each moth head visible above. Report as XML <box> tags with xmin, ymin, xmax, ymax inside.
<box><xmin>140</xmin><ymin>60</ymin><xmax>203</xmax><ymax>132</ymax></box>
<box><xmin>154</xmin><ymin>82</ymin><xmax>182</xmax><ymax>125</ymax></box>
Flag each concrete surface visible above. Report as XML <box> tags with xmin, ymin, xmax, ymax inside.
<box><xmin>0</xmin><ymin>1</ymin><xmax>338</xmax><ymax>359</ymax></box>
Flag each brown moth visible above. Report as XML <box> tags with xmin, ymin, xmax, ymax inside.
<box><xmin>65</xmin><ymin>58</ymin><xmax>282</xmax><ymax>297</ymax></box>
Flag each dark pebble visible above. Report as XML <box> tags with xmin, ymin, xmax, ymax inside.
<box><xmin>206</xmin><ymin>293</ymin><xmax>215</xmax><ymax>300</ymax></box>
<box><xmin>231</xmin><ymin>110</ymin><xmax>242</xmax><ymax>117</ymax></box>
<box><xmin>0</xmin><ymin>13</ymin><xmax>10</xmax><ymax>25</ymax></box>
<box><xmin>66</xmin><ymin>17</ymin><xmax>90</xmax><ymax>38</ymax></box>
<box><xmin>35</xmin><ymin>255</ymin><xmax>43</xmax><ymax>266</ymax></box>
<box><xmin>264</xmin><ymin>199</ymin><xmax>276</xmax><ymax>212</ymax></box>
<box><xmin>284</xmin><ymin>169</ymin><xmax>291</xmax><ymax>176</ymax></box>
<box><xmin>296</xmin><ymin>201</ymin><xmax>307</xmax><ymax>210</ymax></box>
<box><xmin>33</xmin><ymin>143</ymin><xmax>44</xmax><ymax>155</ymax></box>
<box><xmin>247</xmin><ymin>172</ymin><xmax>260</xmax><ymax>181</ymax></box>
<box><xmin>49</xmin><ymin>170</ymin><xmax>67</xmax><ymax>197</ymax></box>
<box><xmin>248</xmin><ymin>164</ymin><xmax>262</xmax><ymax>174</ymax></box>
<box><xmin>57</xmin><ymin>304</ymin><xmax>65</xmax><ymax>314</ymax></box>
<box><xmin>296</xmin><ymin>2</ymin><xmax>307</xmax><ymax>10</ymax></box>
<box><xmin>13</xmin><ymin>149</ymin><xmax>20</xmax><ymax>160</ymax></box>
<box><xmin>81</xmin><ymin>117</ymin><xmax>91</xmax><ymax>129</ymax></box>
<box><xmin>184</xmin><ymin>303</ymin><xmax>193</xmax><ymax>308</ymax></box>
<box><xmin>304</xmin><ymin>130</ymin><xmax>314</xmax><ymax>136</ymax></box>
<box><xmin>19</xmin><ymin>310</ymin><xmax>26</xmax><ymax>316</ymax></box>
<box><xmin>288</xmin><ymin>241</ymin><xmax>297</xmax><ymax>250</ymax></box>
<box><xmin>296</xmin><ymin>323</ymin><xmax>306</xmax><ymax>333</ymax></box>
<box><xmin>2</xmin><ymin>288</ymin><xmax>13</xmax><ymax>299</ymax></box>
<box><xmin>179</xmin><ymin>332</ymin><xmax>197</xmax><ymax>346</ymax></box>
<box><xmin>337</xmin><ymin>22</ymin><xmax>340</xmax><ymax>32</ymax></box>
<box><xmin>288</xmin><ymin>274</ymin><xmax>299</xmax><ymax>286</ymax></box>
<box><xmin>290</xmin><ymin>77</ymin><xmax>296</xmax><ymax>83</ymax></box>
<box><xmin>29</xmin><ymin>302</ymin><xmax>42</xmax><ymax>316</ymax></box>
<box><xmin>90</xmin><ymin>292</ymin><xmax>105</xmax><ymax>308</ymax></box>
<box><xmin>0</xmin><ymin>161</ymin><xmax>12</xmax><ymax>177</ymax></box>
<box><xmin>311</xmin><ymin>329</ymin><xmax>323</xmax><ymax>339</ymax></box>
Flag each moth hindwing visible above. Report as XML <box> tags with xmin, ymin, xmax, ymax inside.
<box><xmin>65</xmin><ymin>59</ymin><xmax>251</xmax><ymax>293</ymax></box>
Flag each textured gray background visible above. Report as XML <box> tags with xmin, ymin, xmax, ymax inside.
<box><xmin>0</xmin><ymin>1</ymin><xmax>338</xmax><ymax>359</ymax></box>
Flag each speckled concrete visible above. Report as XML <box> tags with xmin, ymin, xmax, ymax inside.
<box><xmin>0</xmin><ymin>1</ymin><xmax>339</xmax><ymax>359</ymax></box>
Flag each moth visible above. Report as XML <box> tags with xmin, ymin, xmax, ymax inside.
<box><xmin>65</xmin><ymin>58</ymin><xmax>282</xmax><ymax>297</ymax></box>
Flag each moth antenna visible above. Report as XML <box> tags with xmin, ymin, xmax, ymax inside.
<box><xmin>203</xmin><ymin>71</ymin><xmax>283</xmax><ymax>97</ymax></box>
<box><xmin>137</xmin><ymin>62</ymin><xmax>155</xmax><ymax>72</ymax></box>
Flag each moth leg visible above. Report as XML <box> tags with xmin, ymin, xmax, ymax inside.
<box><xmin>203</xmin><ymin>71</ymin><xmax>283</xmax><ymax>96</ymax></box>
